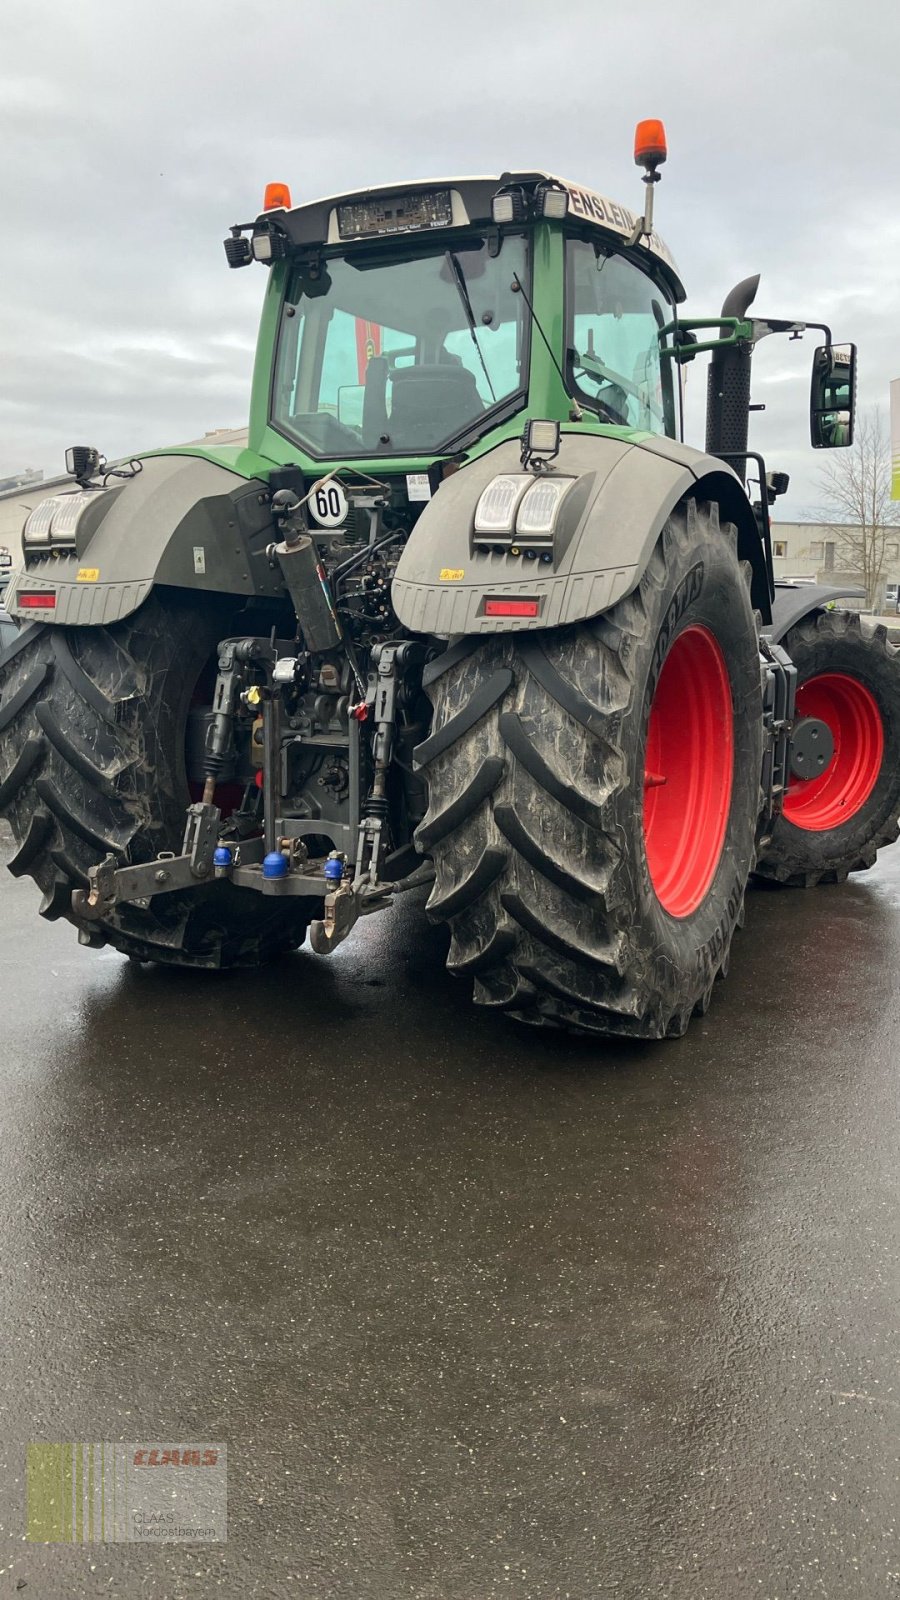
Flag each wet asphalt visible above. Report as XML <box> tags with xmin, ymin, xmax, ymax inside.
<box><xmin>0</xmin><ymin>826</ymin><xmax>898</xmax><ymax>1600</ymax></box>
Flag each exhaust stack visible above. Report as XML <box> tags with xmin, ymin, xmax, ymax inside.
<box><xmin>705</xmin><ymin>274</ymin><xmax>760</xmax><ymax>459</ymax></box>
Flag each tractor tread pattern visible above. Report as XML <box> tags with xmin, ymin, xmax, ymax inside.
<box><xmin>417</xmin><ymin>504</ymin><xmax>757</xmax><ymax>1039</ymax></box>
<box><xmin>422</xmin><ymin>638</ymin><xmax>480</xmax><ymax>689</ymax></box>
<box><xmin>413</xmin><ymin>756</ymin><xmax>506</xmax><ymax>851</ymax></box>
<box><xmin>7</xmin><ymin>806</ymin><xmax>53</xmax><ymax>877</ymax></box>
<box><xmin>0</xmin><ymin>663</ymin><xmax>51</xmax><ymax>735</ymax></box>
<box><xmin>427</xmin><ymin>844</ymin><xmax>508</xmax><ymax>919</ymax></box>
<box><xmin>414</xmin><ymin>668</ymin><xmax>513</xmax><ymax>765</ymax></box>
<box><xmin>497</xmin><ymin>711</ymin><xmax>605</xmax><ymax>830</ymax></box>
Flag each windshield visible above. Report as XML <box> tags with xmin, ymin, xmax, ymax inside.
<box><xmin>566</xmin><ymin>238</ymin><xmax>675</xmax><ymax>435</ymax></box>
<box><xmin>272</xmin><ymin>236</ymin><xmax>530</xmax><ymax>458</ymax></box>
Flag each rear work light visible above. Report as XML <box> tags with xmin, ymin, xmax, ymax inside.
<box><xmin>491</xmin><ymin>187</ymin><xmax>528</xmax><ymax>225</ymax></box>
<box><xmin>515</xmin><ymin>476</ymin><xmax>575</xmax><ymax>538</ymax></box>
<box><xmin>474</xmin><ymin>473</ymin><xmax>531</xmax><ymax>536</ymax></box>
<box><xmin>473</xmin><ymin>468</ymin><xmax>575</xmax><ymax>552</ymax></box>
<box><xmin>537</xmin><ymin>184</ymin><xmax>569</xmax><ymax>220</ymax></box>
<box><xmin>18</xmin><ymin>592</ymin><xmax>56</xmax><ymax>609</ymax></box>
<box><xmin>224</xmin><ymin>233</ymin><xmax>252</xmax><ymax>268</ymax></box>
<box><xmin>484</xmin><ymin>598</ymin><xmax>540</xmax><ymax>618</ymax></box>
<box><xmin>251</xmin><ymin>230</ymin><xmax>288</xmax><ymax>262</ymax></box>
<box><xmin>23</xmin><ymin>490</ymin><xmax>105</xmax><ymax>550</ymax></box>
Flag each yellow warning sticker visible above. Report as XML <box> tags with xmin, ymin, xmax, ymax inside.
<box><xmin>76</xmin><ymin>568</ymin><xmax>100</xmax><ymax>582</ymax></box>
<box><xmin>439</xmin><ymin>568</ymin><xmax>465</xmax><ymax>582</ymax></box>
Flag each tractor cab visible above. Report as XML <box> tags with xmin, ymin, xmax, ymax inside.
<box><xmin>224</xmin><ymin>170</ymin><xmax>686</xmax><ymax>491</ymax></box>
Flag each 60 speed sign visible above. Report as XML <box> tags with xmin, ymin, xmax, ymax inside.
<box><xmin>307</xmin><ymin>478</ymin><xmax>349</xmax><ymax>528</ymax></box>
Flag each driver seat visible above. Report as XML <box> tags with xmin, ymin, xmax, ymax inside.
<box><xmin>387</xmin><ymin>365</ymin><xmax>483</xmax><ymax>447</ymax></box>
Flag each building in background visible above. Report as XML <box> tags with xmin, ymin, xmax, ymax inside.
<box><xmin>0</xmin><ymin>468</ymin><xmax>42</xmax><ymax>495</ymax></box>
<box><xmin>772</xmin><ymin>522</ymin><xmax>900</xmax><ymax>611</ymax></box>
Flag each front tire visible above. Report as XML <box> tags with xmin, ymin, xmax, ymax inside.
<box><xmin>416</xmin><ymin>501</ymin><xmax>764</xmax><ymax>1039</ymax></box>
<box><xmin>755</xmin><ymin>610</ymin><xmax>900</xmax><ymax>886</ymax></box>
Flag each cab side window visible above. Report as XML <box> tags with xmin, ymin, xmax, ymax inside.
<box><xmin>566</xmin><ymin>239</ymin><xmax>675</xmax><ymax>436</ymax></box>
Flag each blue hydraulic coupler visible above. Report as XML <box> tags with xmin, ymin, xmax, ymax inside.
<box><xmin>263</xmin><ymin>850</ymin><xmax>289</xmax><ymax>879</ymax></box>
<box><xmin>213</xmin><ymin>845</ymin><xmax>233</xmax><ymax>869</ymax></box>
<box><xmin>324</xmin><ymin>856</ymin><xmax>344</xmax><ymax>884</ymax></box>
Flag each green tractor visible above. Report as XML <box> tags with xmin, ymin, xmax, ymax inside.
<box><xmin>2</xmin><ymin>122</ymin><xmax>898</xmax><ymax>1037</ymax></box>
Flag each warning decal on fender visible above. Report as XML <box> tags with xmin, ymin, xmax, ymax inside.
<box><xmin>440</xmin><ymin>568</ymin><xmax>464</xmax><ymax>581</ymax></box>
<box><xmin>76</xmin><ymin>568</ymin><xmax>100</xmax><ymax>582</ymax></box>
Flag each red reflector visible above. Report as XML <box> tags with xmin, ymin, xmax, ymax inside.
<box><xmin>484</xmin><ymin>598</ymin><xmax>540</xmax><ymax>618</ymax></box>
<box><xmin>18</xmin><ymin>592</ymin><xmax>56</xmax><ymax>609</ymax></box>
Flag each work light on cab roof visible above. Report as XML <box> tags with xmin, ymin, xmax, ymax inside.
<box><xmin>220</xmin><ymin>139</ymin><xmax>684</xmax><ymax>303</ymax></box>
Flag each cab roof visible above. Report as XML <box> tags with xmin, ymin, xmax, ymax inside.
<box><xmin>251</xmin><ymin>172</ymin><xmax>685</xmax><ymax>302</ymax></box>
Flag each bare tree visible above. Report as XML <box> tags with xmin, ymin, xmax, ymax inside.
<box><xmin>815</xmin><ymin>409</ymin><xmax>900</xmax><ymax>611</ymax></box>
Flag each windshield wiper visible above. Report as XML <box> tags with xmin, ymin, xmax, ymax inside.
<box><xmin>445</xmin><ymin>251</ymin><xmax>497</xmax><ymax>404</ymax></box>
<box><xmin>510</xmin><ymin>271</ymin><xmax>583</xmax><ymax>422</ymax></box>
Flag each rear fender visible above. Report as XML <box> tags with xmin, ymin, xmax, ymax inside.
<box><xmin>4</xmin><ymin>454</ymin><xmax>283</xmax><ymax>626</ymax></box>
<box><xmin>391</xmin><ymin>432</ymin><xmax>770</xmax><ymax>637</ymax></box>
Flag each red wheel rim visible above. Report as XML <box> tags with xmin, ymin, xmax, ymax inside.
<box><xmin>643</xmin><ymin>625</ymin><xmax>734</xmax><ymax>919</ymax></box>
<box><xmin>783</xmin><ymin>672</ymin><xmax>883</xmax><ymax>831</ymax></box>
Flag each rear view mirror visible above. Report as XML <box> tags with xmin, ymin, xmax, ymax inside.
<box><xmin>810</xmin><ymin>342</ymin><xmax>856</xmax><ymax>448</ymax></box>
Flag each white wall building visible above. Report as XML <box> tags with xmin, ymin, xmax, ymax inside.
<box><xmin>771</xmin><ymin>522</ymin><xmax>900</xmax><ymax>608</ymax></box>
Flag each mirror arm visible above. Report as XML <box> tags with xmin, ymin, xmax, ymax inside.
<box><xmin>748</xmin><ymin>319</ymin><xmax>833</xmax><ymax>347</ymax></box>
<box><xmin>803</xmin><ymin>321</ymin><xmax>833</xmax><ymax>346</ymax></box>
<box><xmin>658</xmin><ymin>316</ymin><xmax>754</xmax><ymax>360</ymax></box>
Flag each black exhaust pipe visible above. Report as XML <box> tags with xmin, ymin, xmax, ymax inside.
<box><xmin>705</xmin><ymin>274</ymin><xmax>760</xmax><ymax>459</ymax></box>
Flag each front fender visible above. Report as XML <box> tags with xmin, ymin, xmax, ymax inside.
<box><xmin>766</xmin><ymin>582</ymin><xmax>865</xmax><ymax>644</ymax></box>
<box><xmin>392</xmin><ymin>431</ymin><xmax>767</xmax><ymax>636</ymax></box>
<box><xmin>4</xmin><ymin>454</ymin><xmax>283</xmax><ymax>626</ymax></box>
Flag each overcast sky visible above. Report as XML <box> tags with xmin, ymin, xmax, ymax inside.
<box><xmin>3</xmin><ymin>0</ymin><xmax>898</xmax><ymax>514</ymax></box>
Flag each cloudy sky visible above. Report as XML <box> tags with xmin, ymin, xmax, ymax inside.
<box><xmin>3</xmin><ymin>0</ymin><xmax>898</xmax><ymax>514</ymax></box>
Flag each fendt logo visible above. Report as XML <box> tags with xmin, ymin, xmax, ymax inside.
<box><xmin>133</xmin><ymin>1448</ymin><xmax>219</xmax><ymax>1467</ymax></box>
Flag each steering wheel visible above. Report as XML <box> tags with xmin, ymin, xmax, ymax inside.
<box><xmin>572</xmin><ymin>369</ymin><xmax>630</xmax><ymax>426</ymax></box>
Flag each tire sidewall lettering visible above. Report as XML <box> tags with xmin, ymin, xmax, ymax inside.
<box><xmin>647</xmin><ymin>561</ymin><xmax>705</xmax><ymax>702</ymax></box>
<box><xmin>629</xmin><ymin>522</ymin><xmax>762</xmax><ymax>985</ymax></box>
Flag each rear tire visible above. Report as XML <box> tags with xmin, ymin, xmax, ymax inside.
<box><xmin>416</xmin><ymin>501</ymin><xmax>764</xmax><ymax>1039</ymax></box>
<box><xmin>0</xmin><ymin>590</ymin><xmax>315</xmax><ymax>967</ymax></box>
<box><xmin>755</xmin><ymin>610</ymin><xmax>900</xmax><ymax>886</ymax></box>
